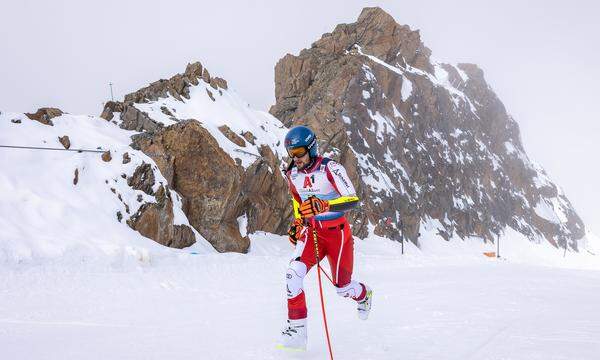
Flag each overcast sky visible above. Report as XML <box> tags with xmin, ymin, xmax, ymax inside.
<box><xmin>1</xmin><ymin>0</ymin><xmax>598</xmax><ymax>236</ymax></box>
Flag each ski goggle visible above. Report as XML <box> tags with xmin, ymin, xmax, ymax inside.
<box><xmin>287</xmin><ymin>146</ymin><xmax>308</xmax><ymax>158</ymax></box>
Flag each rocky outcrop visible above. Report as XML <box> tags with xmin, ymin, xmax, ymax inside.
<box><xmin>96</xmin><ymin>60</ymin><xmax>292</xmax><ymax>253</ymax></box>
<box><xmin>100</xmin><ymin>61</ymin><xmax>228</xmax><ymax>131</ymax></box>
<box><xmin>127</xmin><ymin>162</ymin><xmax>155</xmax><ymax>195</ymax></box>
<box><xmin>131</xmin><ymin>120</ymin><xmax>290</xmax><ymax>253</ymax></box>
<box><xmin>269</xmin><ymin>7</ymin><xmax>585</xmax><ymax>249</ymax></box>
<box><xmin>100</xmin><ymin>101</ymin><xmax>123</xmax><ymax>121</ymax></box>
<box><xmin>58</xmin><ymin>135</ymin><xmax>71</xmax><ymax>149</ymax></box>
<box><xmin>26</xmin><ymin>107</ymin><xmax>63</xmax><ymax>126</ymax></box>
<box><xmin>218</xmin><ymin>125</ymin><xmax>246</xmax><ymax>147</ymax></box>
<box><xmin>127</xmin><ymin>185</ymin><xmax>196</xmax><ymax>249</ymax></box>
<box><xmin>122</xmin><ymin>152</ymin><xmax>131</xmax><ymax>164</ymax></box>
<box><xmin>120</xmin><ymin>104</ymin><xmax>163</xmax><ymax>133</ymax></box>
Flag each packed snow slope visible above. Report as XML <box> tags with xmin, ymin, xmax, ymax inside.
<box><xmin>1</xmin><ymin>232</ymin><xmax>600</xmax><ymax>360</ymax></box>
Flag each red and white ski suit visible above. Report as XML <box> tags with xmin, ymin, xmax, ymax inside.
<box><xmin>285</xmin><ymin>156</ymin><xmax>368</xmax><ymax>320</ymax></box>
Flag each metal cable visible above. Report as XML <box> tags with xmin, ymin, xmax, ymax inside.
<box><xmin>0</xmin><ymin>145</ymin><xmax>106</xmax><ymax>153</ymax></box>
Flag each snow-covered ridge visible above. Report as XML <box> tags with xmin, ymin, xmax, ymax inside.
<box><xmin>130</xmin><ymin>78</ymin><xmax>288</xmax><ymax>169</ymax></box>
<box><xmin>0</xmin><ymin>111</ymin><xmax>214</xmax><ymax>265</ymax></box>
<box><xmin>354</xmin><ymin>45</ymin><xmax>478</xmax><ymax>114</ymax></box>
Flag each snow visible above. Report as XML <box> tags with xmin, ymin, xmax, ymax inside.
<box><xmin>349</xmin><ymin>144</ymin><xmax>399</xmax><ymax>197</ymax></box>
<box><xmin>237</xmin><ymin>213</ymin><xmax>248</xmax><ymax>237</ymax></box>
<box><xmin>491</xmin><ymin>154</ymin><xmax>502</xmax><ymax>171</ymax></box>
<box><xmin>582</xmin><ymin>230</ymin><xmax>600</xmax><ymax>255</ymax></box>
<box><xmin>504</xmin><ymin>141</ymin><xmax>517</xmax><ymax>154</ymax></box>
<box><xmin>453</xmin><ymin>195</ymin><xmax>474</xmax><ymax>210</ymax></box>
<box><xmin>353</xmin><ymin>46</ymin><xmax>480</xmax><ymax>119</ymax></box>
<box><xmin>133</xmin><ymin>81</ymin><xmax>288</xmax><ymax>169</ymax></box>
<box><xmin>455</xmin><ymin>65</ymin><xmax>470</xmax><ymax>83</ymax></box>
<box><xmin>450</xmin><ymin>128</ymin><xmax>464</xmax><ymax>138</ymax></box>
<box><xmin>1</xmin><ymin>230</ymin><xmax>599</xmax><ymax>359</ymax></box>
<box><xmin>430</xmin><ymin>130</ymin><xmax>449</xmax><ymax>147</ymax></box>
<box><xmin>362</xmin><ymin>90</ymin><xmax>371</xmax><ymax>99</ymax></box>
<box><xmin>534</xmin><ymin>199</ymin><xmax>562</xmax><ymax>224</ymax></box>
<box><xmin>432</xmin><ymin>63</ymin><xmax>478</xmax><ymax>114</ymax></box>
<box><xmin>362</xmin><ymin>64</ymin><xmax>376</xmax><ymax>82</ymax></box>
<box><xmin>367</xmin><ymin>109</ymin><xmax>396</xmax><ymax>142</ymax></box>
<box><xmin>0</xmin><ymin>111</ymin><xmax>214</xmax><ymax>266</ymax></box>
<box><xmin>383</xmin><ymin>147</ymin><xmax>409</xmax><ymax>180</ymax></box>
<box><xmin>392</xmin><ymin>104</ymin><xmax>403</xmax><ymax>119</ymax></box>
<box><xmin>401</xmin><ymin>76</ymin><xmax>413</xmax><ymax>101</ymax></box>
<box><xmin>531</xmin><ymin>161</ymin><xmax>554</xmax><ymax>189</ymax></box>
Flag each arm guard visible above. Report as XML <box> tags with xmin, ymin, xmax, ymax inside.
<box><xmin>328</xmin><ymin>195</ymin><xmax>360</xmax><ymax>212</ymax></box>
<box><xmin>292</xmin><ymin>198</ymin><xmax>301</xmax><ymax>219</ymax></box>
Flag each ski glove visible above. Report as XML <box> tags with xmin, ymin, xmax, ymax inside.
<box><xmin>288</xmin><ymin>218</ymin><xmax>305</xmax><ymax>246</ymax></box>
<box><xmin>299</xmin><ymin>196</ymin><xmax>330</xmax><ymax>218</ymax></box>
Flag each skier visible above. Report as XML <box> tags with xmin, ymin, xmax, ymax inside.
<box><xmin>278</xmin><ymin>125</ymin><xmax>373</xmax><ymax>351</ymax></box>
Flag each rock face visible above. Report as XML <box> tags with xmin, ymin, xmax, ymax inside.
<box><xmin>127</xmin><ymin>162</ymin><xmax>155</xmax><ymax>195</ymax></box>
<box><xmin>93</xmin><ymin>8</ymin><xmax>585</xmax><ymax>252</ymax></box>
<box><xmin>102</xmin><ymin>61</ymin><xmax>290</xmax><ymax>253</ymax></box>
<box><xmin>131</xmin><ymin>120</ymin><xmax>289</xmax><ymax>253</ymax></box>
<box><xmin>269</xmin><ymin>7</ymin><xmax>585</xmax><ymax>249</ymax></box>
<box><xmin>127</xmin><ymin>185</ymin><xmax>196</xmax><ymax>249</ymax></box>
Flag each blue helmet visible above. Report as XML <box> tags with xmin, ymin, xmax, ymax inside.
<box><xmin>284</xmin><ymin>125</ymin><xmax>318</xmax><ymax>158</ymax></box>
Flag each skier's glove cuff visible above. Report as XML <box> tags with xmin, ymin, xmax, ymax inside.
<box><xmin>287</xmin><ymin>219</ymin><xmax>305</xmax><ymax>246</ymax></box>
<box><xmin>299</xmin><ymin>196</ymin><xmax>330</xmax><ymax>218</ymax></box>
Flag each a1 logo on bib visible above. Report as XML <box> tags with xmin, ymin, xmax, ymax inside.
<box><xmin>303</xmin><ymin>175</ymin><xmax>314</xmax><ymax>188</ymax></box>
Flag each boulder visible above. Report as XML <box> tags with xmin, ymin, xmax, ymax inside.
<box><xmin>58</xmin><ymin>135</ymin><xmax>71</xmax><ymax>149</ymax></box>
<box><xmin>25</xmin><ymin>107</ymin><xmax>63</xmax><ymax>126</ymax></box>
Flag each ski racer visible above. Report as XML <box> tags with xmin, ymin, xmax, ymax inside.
<box><xmin>278</xmin><ymin>125</ymin><xmax>373</xmax><ymax>351</ymax></box>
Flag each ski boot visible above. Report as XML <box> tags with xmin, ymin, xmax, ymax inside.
<box><xmin>276</xmin><ymin>318</ymin><xmax>307</xmax><ymax>351</ymax></box>
<box><xmin>357</xmin><ymin>286</ymin><xmax>373</xmax><ymax>320</ymax></box>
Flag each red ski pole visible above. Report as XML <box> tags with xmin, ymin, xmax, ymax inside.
<box><xmin>318</xmin><ymin>264</ymin><xmax>335</xmax><ymax>286</ymax></box>
<box><xmin>309</xmin><ymin>217</ymin><xmax>334</xmax><ymax>360</ymax></box>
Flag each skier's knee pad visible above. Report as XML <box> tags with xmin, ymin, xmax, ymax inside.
<box><xmin>336</xmin><ymin>281</ymin><xmax>361</xmax><ymax>299</ymax></box>
<box><xmin>286</xmin><ymin>261</ymin><xmax>307</xmax><ymax>298</ymax></box>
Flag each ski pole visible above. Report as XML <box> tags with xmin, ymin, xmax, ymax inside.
<box><xmin>309</xmin><ymin>217</ymin><xmax>334</xmax><ymax>360</ymax></box>
<box><xmin>318</xmin><ymin>265</ymin><xmax>335</xmax><ymax>286</ymax></box>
